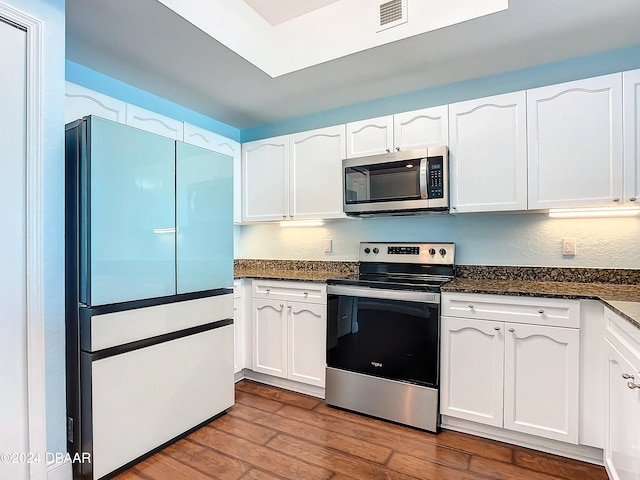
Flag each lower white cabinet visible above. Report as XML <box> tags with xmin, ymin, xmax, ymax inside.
<box><xmin>441</xmin><ymin>293</ymin><xmax>580</xmax><ymax>444</ymax></box>
<box><xmin>233</xmin><ymin>279</ymin><xmax>246</xmax><ymax>373</ymax></box>
<box><xmin>252</xmin><ymin>280</ymin><xmax>326</xmax><ymax>387</ymax></box>
<box><xmin>604</xmin><ymin>307</ymin><xmax>640</xmax><ymax>480</ymax></box>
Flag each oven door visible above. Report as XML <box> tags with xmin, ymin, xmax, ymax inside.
<box><xmin>326</xmin><ymin>285</ymin><xmax>440</xmax><ymax>388</ymax></box>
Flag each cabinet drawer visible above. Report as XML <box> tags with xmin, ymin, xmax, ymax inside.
<box><xmin>442</xmin><ymin>293</ymin><xmax>580</xmax><ymax>328</ymax></box>
<box><xmin>252</xmin><ymin>280</ymin><xmax>326</xmax><ymax>303</ymax></box>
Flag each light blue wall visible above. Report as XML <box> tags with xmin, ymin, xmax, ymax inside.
<box><xmin>66</xmin><ymin>60</ymin><xmax>241</xmax><ymax>142</ymax></box>
<box><xmin>242</xmin><ymin>43</ymin><xmax>640</xmax><ymax>142</ymax></box>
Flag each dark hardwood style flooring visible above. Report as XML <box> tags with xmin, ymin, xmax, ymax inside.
<box><xmin>113</xmin><ymin>380</ymin><xmax>609</xmax><ymax>480</ymax></box>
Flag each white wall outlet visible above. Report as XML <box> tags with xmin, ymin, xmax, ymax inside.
<box><xmin>562</xmin><ymin>238</ymin><xmax>576</xmax><ymax>256</ymax></box>
<box><xmin>324</xmin><ymin>239</ymin><xmax>332</xmax><ymax>253</ymax></box>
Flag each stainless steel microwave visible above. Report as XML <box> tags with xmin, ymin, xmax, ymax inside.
<box><xmin>342</xmin><ymin>146</ymin><xmax>449</xmax><ymax>215</ymax></box>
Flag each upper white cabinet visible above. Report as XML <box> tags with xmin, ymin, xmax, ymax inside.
<box><xmin>448</xmin><ymin>92</ymin><xmax>527</xmax><ymax>213</ymax></box>
<box><xmin>441</xmin><ymin>293</ymin><xmax>580</xmax><ymax>444</ymax></box>
<box><xmin>527</xmin><ymin>74</ymin><xmax>623</xmax><ymax>209</ymax></box>
<box><xmin>289</xmin><ymin>125</ymin><xmax>346</xmax><ymax>220</ymax></box>
<box><xmin>241</xmin><ymin>136</ymin><xmax>290</xmax><ymax>222</ymax></box>
<box><xmin>623</xmin><ymin>69</ymin><xmax>640</xmax><ymax>206</ymax></box>
<box><xmin>65</xmin><ymin>81</ymin><xmax>126</xmax><ymax>125</ymax></box>
<box><xmin>125</xmin><ymin>104</ymin><xmax>184</xmax><ymax>141</ymax></box>
<box><xmin>345</xmin><ymin>106</ymin><xmax>448</xmax><ymax>158</ymax></box>
<box><xmin>242</xmin><ymin>126</ymin><xmax>346</xmax><ymax>222</ymax></box>
<box><xmin>183</xmin><ymin>123</ymin><xmax>242</xmax><ymax>224</ymax></box>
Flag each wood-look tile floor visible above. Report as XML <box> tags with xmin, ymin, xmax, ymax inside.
<box><xmin>113</xmin><ymin>380</ymin><xmax>608</xmax><ymax>480</ymax></box>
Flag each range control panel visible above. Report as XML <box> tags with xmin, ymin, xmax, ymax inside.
<box><xmin>360</xmin><ymin>242</ymin><xmax>455</xmax><ymax>265</ymax></box>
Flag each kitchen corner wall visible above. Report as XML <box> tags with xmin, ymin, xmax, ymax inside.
<box><xmin>234</xmin><ymin>213</ymin><xmax>640</xmax><ymax>269</ymax></box>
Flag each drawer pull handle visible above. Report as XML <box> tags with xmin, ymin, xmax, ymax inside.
<box><xmin>287</xmin><ymin>305</ymin><xmax>292</xmax><ymax>309</ymax></box>
<box><xmin>279</xmin><ymin>304</ymin><xmax>284</xmax><ymax>308</ymax></box>
<box><xmin>508</xmin><ymin>328</ymin><xmax>515</xmax><ymax>333</ymax></box>
<box><xmin>468</xmin><ymin>304</ymin><xmax>475</xmax><ymax>309</ymax></box>
<box><xmin>304</xmin><ymin>291</ymin><xmax>309</xmax><ymax>296</ymax></box>
<box><xmin>265</xmin><ymin>288</ymin><xmax>271</xmax><ymax>293</ymax></box>
<box><xmin>628</xmin><ymin>382</ymin><xmax>640</xmax><ymax>390</ymax></box>
<box><xmin>494</xmin><ymin>326</ymin><xmax>500</xmax><ymax>331</ymax></box>
<box><xmin>622</xmin><ymin>373</ymin><xmax>635</xmax><ymax>380</ymax></box>
<box><xmin>538</xmin><ymin>309</ymin><xmax>545</xmax><ymax>314</ymax></box>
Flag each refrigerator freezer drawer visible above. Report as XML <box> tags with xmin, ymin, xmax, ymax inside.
<box><xmin>88</xmin><ymin>323</ymin><xmax>234</xmax><ymax>479</ymax></box>
<box><xmin>86</xmin><ymin>293</ymin><xmax>233</xmax><ymax>352</ymax></box>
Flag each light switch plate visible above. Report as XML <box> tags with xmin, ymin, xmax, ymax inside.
<box><xmin>562</xmin><ymin>238</ymin><xmax>576</xmax><ymax>256</ymax></box>
<box><xmin>324</xmin><ymin>239</ymin><xmax>332</xmax><ymax>253</ymax></box>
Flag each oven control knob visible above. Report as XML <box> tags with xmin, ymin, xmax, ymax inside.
<box><xmin>439</xmin><ymin>248</ymin><xmax>447</xmax><ymax>256</ymax></box>
<box><xmin>373</xmin><ymin>247</ymin><xmax>379</xmax><ymax>254</ymax></box>
<box><xmin>428</xmin><ymin>248</ymin><xmax>436</xmax><ymax>256</ymax></box>
<box><xmin>364</xmin><ymin>247</ymin><xmax>371</xmax><ymax>254</ymax></box>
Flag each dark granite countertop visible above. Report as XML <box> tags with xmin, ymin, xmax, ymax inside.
<box><xmin>234</xmin><ymin>267</ymin><xmax>351</xmax><ymax>283</ymax></box>
<box><xmin>442</xmin><ymin>278</ymin><xmax>640</xmax><ymax>329</ymax></box>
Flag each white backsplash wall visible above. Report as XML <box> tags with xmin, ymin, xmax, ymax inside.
<box><xmin>234</xmin><ymin>213</ymin><xmax>640</xmax><ymax>269</ymax></box>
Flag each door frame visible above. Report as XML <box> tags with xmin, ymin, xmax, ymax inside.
<box><xmin>0</xmin><ymin>3</ymin><xmax>46</xmax><ymax>479</ymax></box>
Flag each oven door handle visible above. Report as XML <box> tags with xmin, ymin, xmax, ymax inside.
<box><xmin>420</xmin><ymin>157</ymin><xmax>428</xmax><ymax>199</ymax></box>
<box><xmin>327</xmin><ymin>284</ymin><xmax>439</xmax><ymax>304</ymax></box>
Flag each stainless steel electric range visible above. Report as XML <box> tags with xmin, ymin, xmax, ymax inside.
<box><xmin>325</xmin><ymin>242</ymin><xmax>455</xmax><ymax>432</ymax></box>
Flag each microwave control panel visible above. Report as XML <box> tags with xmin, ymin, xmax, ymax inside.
<box><xmin>427</xmin><ymin>156</ymin><xmax>444</xmax><ymax>199</ymax></box>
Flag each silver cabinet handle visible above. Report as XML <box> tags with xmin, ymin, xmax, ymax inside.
<box><xmin>451</xmin><ymin>206</ymin><xmax>457</xmax><ymax>210</ymax></box>
<box><xmin>265</xmin><ymin>288</ymin><xmax>271</xmax><ymax>293</ymax></box>
<box><xmin>395</xmin><ymin>147</ymin><xmax>400</xmax><ymax>151</ymax></box>
<box><xmin>630</xmin><ymin>197</ymin><xmax>637</xmax><ymax>202</ymax></box>
<box><xmin>279</xmin><ymin>304</ymin><xmax>284</xmax><ymax>308</ymax></box>
<box><xmin>303</xmin><ymin>291</ymin><xmax>309</xmax><ymax>296</ymax></box>
<box><xmin>538</xmin><ymin>309</ymin><xmax>545</xmax><ymax>314</ymax></box>
<box><xmin>386</xmin><ymin>148</ymin><xmax>391</xmax><ymax>153</ymax></box>
<box><xmin>494</xmin><ymin>326</ymin><xmax>500</xmax><ymax>331</ymax></box>
<box><xmin>613</xmin><ymin>198</ymin><xmax>621</xmax><ymax>202</ymax></box>
<box><xmin>628</xmin><ymin>382</ymin><xmax>640</xmax><ymax>390</ymax></box>
<box><xmin>622</xmin><ymin>373</ymin><xmax>635</xmax><ymax>380</ymax></box>
<box><xmin>468</xmin><ymin>304</ymin><xmax>475</xmax><ymax>309</ymax></box>
<box><xmin>508</xmin><ymin>328</ymin><xmax>515</xmax><ymax>333</ymax></box>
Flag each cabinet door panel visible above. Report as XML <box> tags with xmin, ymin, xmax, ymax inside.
<box><xmin>394</xmin><ymin>106</ymin><xmax>448</xmax><ymax>151</ymax></box>
<box><xmin>126</xmin><ymin>104</ymin><xmax>183</xmax><ymax>141</ymax></box>
<box><xmin>288</xmin><ymin>302</ymin><xmax>326</xmax><ymax>387</ymax></box>
<box><xmin>345</xmin><ymin>116</ymin><xmax>393</xmax><ymax>158</ymax></box>
<box><xmin>504</xmin><ymin>323</ymin><xmax>579</xmax><ymax>443</ymax></box>
<box><xmin>242</xmin><ymin>137</ymin><xmax>289</xmax><ymax>221</ymax></box>
<box><xmin>290</xmin><ymin>125</ymin><xmax>346</xmax><ymax>220</ymax></box>
<box><xmin>449</xmin><ymin>92</ymin><xmax>527</xmax><ymax>213</ymax></box>
<box><xmin>623</xmin><ymin>69</ymin><xmax>640</xmax><ymax>205</ymax></box>
<box><xmin>440</xmin><ymin>316</ymin><xmax>504</xmax><ymax>427</ymax></box>
<box><xmin>65</xmin><ymin>82</ymin><xmax>126</xmax><ymax>125</ymax></box>
<box><xmin>527</xmin><ymin>74</ymin><xmax>623</xmax><ymax>209</ymax></box>
<box><xmin>87</xmin><ymin>117</ymin><xmax>176</xmax><ymax>305</ymax></box>
<box><xmin>176</xmin><ymin>142</ymin><xmax>233</xmax><ymax>294</ymax></box>
<box><xmin>253</xmin><ymin>299</ymin><xmax>287</xmax><ymax>378</ymax></box>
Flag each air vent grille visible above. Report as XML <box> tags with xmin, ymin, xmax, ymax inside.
<box><xmin>378</xmin><ymin>0</ymin><xmax>407</xmax><ymax>31</ymax></box>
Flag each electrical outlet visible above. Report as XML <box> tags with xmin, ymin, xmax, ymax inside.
<box><xmin>324</xmin><ymin>239</ymin><xmax>332</xmax><ymax>253</ymax></box>
<box><xmin>562</xmin><ymin>238</ymin><xmax>576</xmax><ymax>256</ymax></box>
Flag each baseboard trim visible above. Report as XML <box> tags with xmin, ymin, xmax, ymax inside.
<box><xmin>241</xmin><ymin>369</ymin><xmax>325</xmax><ymax>399</ymax></box>
<box><xmin>47</xmin><ymin>460</ymin><xmax>72</xmax><ymax>480</ymax></box>
<box><xmin>441</xmin><ymin>416</ymin><xmax>604</xmax><ymax>465</ymax></box>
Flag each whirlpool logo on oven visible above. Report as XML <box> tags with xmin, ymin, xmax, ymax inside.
<box><xmin>370</xmin><ymin>361</ymin><xmax>383</xmax><ymax>368</ymax></box>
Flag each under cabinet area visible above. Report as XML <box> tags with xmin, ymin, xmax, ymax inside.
<box><xmin>604</xmin><ymin>307</ymin><xmax>640</xmax><ymax>480</ymax></box>
<box><xmin>440</xmin><ymin>293</ymin><xmax>581</xmax><ymax>444</ymax></box>
<box><xmin>250</xmin><ymin>280</ymin><xmax>327</xmax><ymax>388</ymax></box>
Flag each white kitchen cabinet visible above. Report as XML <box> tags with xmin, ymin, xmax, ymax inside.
<box><xmin>289</xmin><ymin>125</ymin><xmax>346</xmax><ymax>220</ymax></box>
<box><xmin>242</xmin><ymin>136</ymin><xmax>289</xmax><ymax>222</ymax></box>
<box><xmin>345</xmin><ymin>106</ymin><xmax>448</xmax><ymax>158</ymax></box>
<box><xmin>251</xmin><ymin>280</ymin><xmax>326</xmax><ymax>387</ymax></box>
<box><xmin>125</xmin><ymin>103</ymin><xmax>184</xmax><ymax>141</ymax></box>
<box><xmin>183</xmin><ymin>123</ymin><xmax>242</xmax><ymax>223</ymax></box>
<box><xmin>441</xmin><ymin>293</ymin><xmax>580</xmax><ymax>444</ymax></box>
<box><xmin>448</xmin><ymin>91</ymin><xmax>527</xmax><ymax>213</ymax></box>
<box><xmin>623</xmin><ymin>69</ymin><xmax>640</xmax><ymax>206</ymax></box>
<box><xmin>65</xmin><ymin>81</ymin><xmax>127</xmax><ymax>125</ymax></box>
<box><xmin>527</xmin><ymin>73</ymin><xmax>623</xmax><ymax>209</ymax></box>
<box><xmin>604</xmin><ymin>307</ymin><xmax>640</xmax><ymax>480</ymax></box>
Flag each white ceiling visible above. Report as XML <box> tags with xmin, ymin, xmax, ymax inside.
<box><xmin>65</xmin><ymin>0</ymin><xmax>640</xmax><ymax>130</ymax></box>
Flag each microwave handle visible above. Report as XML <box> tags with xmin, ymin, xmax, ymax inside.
<box><xmin>420</xmin><ymin>158</ymin><xmax>428</xmax><ymax>199</ymax></box>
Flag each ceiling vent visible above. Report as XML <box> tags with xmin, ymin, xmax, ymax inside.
<box><xmin>378</xmin><ymin>0</ymin><xmax>407</xmax><ymax>32</ymax></box>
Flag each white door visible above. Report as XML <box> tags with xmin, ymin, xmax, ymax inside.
<box><xmin>287</xmin><ymin>302</ymin><xmax>326</xmax><ymax>387</ymax></box>
<box><xmin>527</xmin><ymin>74</ymin><xmax>623</xmax><ymax>209</ymax></box>
<box><xmin>503</xmin><ymin>323</ymin><xmax>580</xmax><ymax>444</ymax></box>
<box><xmin>252</xmin><ymin>298</ymin><xmax>287</xmax><ymax>378</ymax></box>
<box><xmin>393</xmin><ymin>106</ymin><xmax>449</xmax><ymax>151</ymax></box>
<box><xmin>440</xmin><ymin>317</ymin><xmax>504</xmax><ymax>427</ymax></box>
<box><xmin>289</xmin><ymin>125</ymin><xmax>346</xmax><ymax>220</ymax></box>
<box><xmin>449</xmin><ymin>92</ymin><xmax>528</xmax><ymax>213</ymax></box>
<box><xmin>242</xmin><ymin>136</ymin><xmax>289</xmax><ymax>221</ymax></box>
<box><xmin>345</xmin><ymin>115</ymin><xmax>394</xmax><ymax>158</ymax></box>
<box><xmin>623</xmin><ymin>69</ymin><xmax>640</xmax><ymax>206</ymax></box>
<box><xmin>0</xmin><ymin>18</ymin><xmax>29</xmax><ymax>480</ymax></box>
